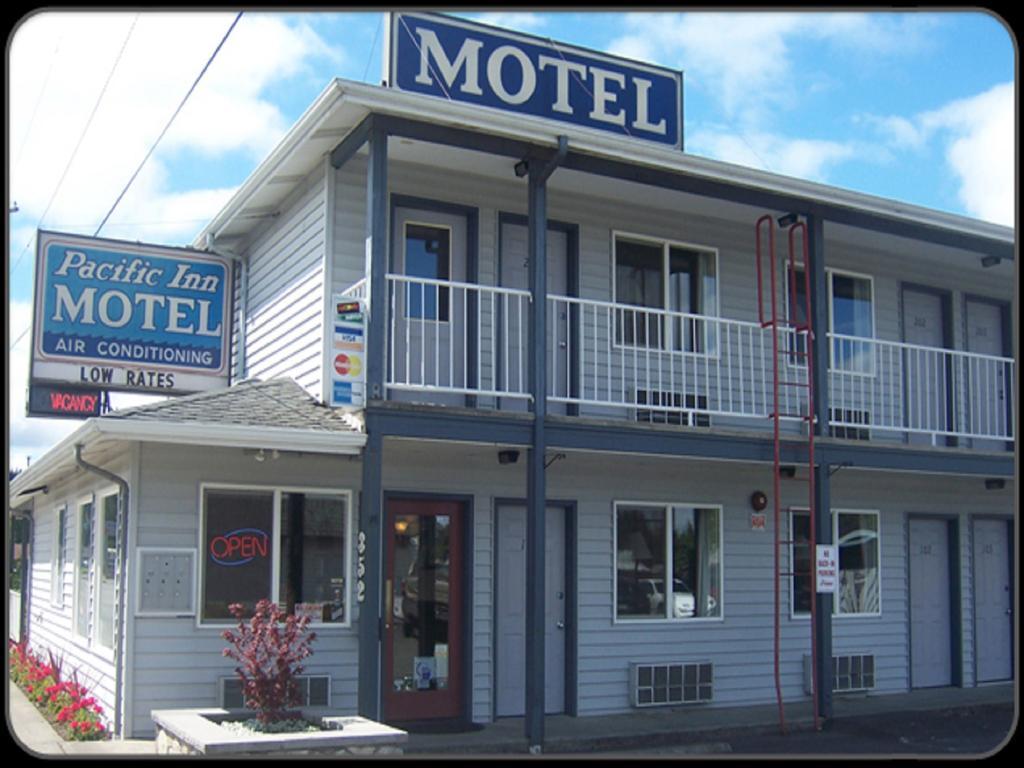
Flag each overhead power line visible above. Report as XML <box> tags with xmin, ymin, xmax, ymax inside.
<box><xmin>9</xmin><ymin>14</ymin><xmax>139</xmax><ymax>279</ymax></box>
<box><xmin>93</xmin><ymin>11</ymin><xmax>244</xmax><ymax>237</ymax></box>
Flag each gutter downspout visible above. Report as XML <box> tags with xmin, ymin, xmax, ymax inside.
<box><xmin>206</xmin><ymin>234</ymin><xmax>247</xmax><ymax>382</ymax></box>
<box><xmin>74</xmin><ymin>445</ymin><xmax>129</xmax><ymax>739</ymax></box>
<box><xmin>234</xmin><ymin>255</ymin><xmax>249</xmax><ymax>381</ymax></box>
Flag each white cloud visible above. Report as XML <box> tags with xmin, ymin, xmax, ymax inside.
<box><xmin>608</xmin><ymin>12</ymin><xmax>937</xmax><ymax>128</ymax></box>
<box><xmin>864</xmin><ymin>83</ymin><xmax>1014</xmax><ymax>225</ymax></box>
<box><xmin>921</xmin><ymin>83</ymin><xmax>1014</xmax><ymax>225</ymax></box>
<box><xmin>688</xmin><ymin>128</ymin><xmax>856</xmax><ymax>182</ymax></box>
<box><xmin>8</xmin><ymin>301</ymin><xmax>79</xmax><ymax>472</ymax></box>
<box><xmin>8</xmin><ymin>11</ymin><xmax>338</xmax><ymax>243</ymax></box>
<box><xmin>7</xmin><ymin>10</ymin><xmax>340</xmax><ymax>471</ymax></box>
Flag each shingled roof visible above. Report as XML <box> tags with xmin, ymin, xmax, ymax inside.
<box><xmin>102</xmin><ymin>377</ymin><xmax>359</xmax><ymax>433</ymax></box>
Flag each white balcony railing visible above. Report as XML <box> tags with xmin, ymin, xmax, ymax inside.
<box><xmin>366</xmin><ymin>276</ymin><xmax>1014</xmax><ymax>445</ymax></box>
<box><xmin>547</xmin><ymin>294</ymin><xmax>807</xmax><ymax>423</ymax></box>
<box><xmin>829</xmin><ymin>333</ymin><xmax>1015</xmax><ymax>443</ymax></box>
<box><xmin>386</xmin><ymin>274</ymin><xmax>532</xmax><ymax>400</ymax></box>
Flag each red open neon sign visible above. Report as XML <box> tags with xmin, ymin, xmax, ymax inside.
<box><xmin>209</xmin><ymin>528</ymin><xmax>269</xmax><ymax>566</ymax></box>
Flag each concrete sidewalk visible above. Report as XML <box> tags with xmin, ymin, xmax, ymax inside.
<box><xmin>8</xmin><ymin>677</ymin><xmax>1014</xmax><ymax>757</ymax></box>
<box><xmin>402</xmin><ymin>683</ymin><xmax>1016</xmax><ymax>754</ymax></box>
<box><xmin>7</xmin><ymin>681</ymin><xmax>154</xmax><ymax>756</ymax></box>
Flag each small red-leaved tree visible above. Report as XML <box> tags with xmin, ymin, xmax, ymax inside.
<box><xmin>221</xmin><ymin>599</ymin><xmax>318</xmax><ymax>725</ymax></box>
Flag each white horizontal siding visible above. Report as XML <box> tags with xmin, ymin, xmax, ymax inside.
<box><xmin>22</xmin><ymin>448</ymin><xmax>133</xmax><ymax>733</ymax></box>
<box><xmin>126</xmin><ymin>442</ymin><xmax>362</xmax><ymax>737</ymax></box>
<box><xmin>241</xmin><ymin>164</ymin><xmax>327</xmax><ymax>395</ymax></box>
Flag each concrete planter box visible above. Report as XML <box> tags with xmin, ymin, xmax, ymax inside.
<box><xmin>151</xmin><ymin>708</ymin><xmax>407</xmax><ymax>756</ymax></box>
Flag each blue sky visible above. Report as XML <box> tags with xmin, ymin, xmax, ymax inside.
<box><xmin>6</xmin><ymin>9</ymin><xmax>1015</xmax><ymax>470</ymax></box>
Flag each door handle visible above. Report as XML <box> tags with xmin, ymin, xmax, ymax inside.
<box><xmin>385</xmin><ymin>579</ymin><xmax>393</xmax><ymax>630</ymax></box>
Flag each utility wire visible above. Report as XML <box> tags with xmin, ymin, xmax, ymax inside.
<box><xmin>9</xmin><ymin>14</ymin><xmax>139</xmax><ymax>279</ymax></box>
<box><xmin>93</xmin><ymin>11</ymin><xmax>244</xmax><ymax>237</ymax></box>
<box><xmin>362</xmin><ymin>13</ymin><xmax>383</xmax><ymax>83</ymax></box>
<box><xmin>12</xmin><ymin>37</ymin><xmax>62</xmax><ymax>180</ymax></box>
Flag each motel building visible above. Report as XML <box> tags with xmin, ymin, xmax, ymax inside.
<box><xmin>8</xmin><ymin>13</ymin><xmax>1015</xmax><ymax>749</ymax></box>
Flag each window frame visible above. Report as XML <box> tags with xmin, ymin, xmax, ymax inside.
<box><xmin>826</xmin><ymin>267</ymin><xmax>876</xmax><ymax>378</ymax></box>
<box><xmin>611</xmin><ymin>231</ymin><xmax>721</xmax><ymax>357</ymax></box>
<box><xmin>197</xmin><ymin>483</ymin><xmax>354</xmax><ymax>630</ymax></box>
<box><xmin>612</xmin><ymin>500</ymin><xmax>725</xmax><ymax>625</ymax></box>
<box><xmin>789</xmin><ymin>507</ymin><xmax>882</xmax><ymax>619</ymax></box>
<box><xmin>402</xmin><ymin>219</ymin><xmax>454</xmax><ymax>324</ymax></box>
<box><xmin>73</xmin><ymin>494</ymin><xmax>95</xmax><ymax>644</ymax></box>
<box><xmin>94</xmin><ymin>488</ymin><xmax>120</xmax><ymax>651</ymax></box>
<box><xmin>51</xmin><ymin>505</ymin><xmax>68</xmax><ymax>608</ymax></box>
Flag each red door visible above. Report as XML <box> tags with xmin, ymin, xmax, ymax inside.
<box><xmin>382</xmin><ymin>498</ymin><xmax>464</xmax><ymax>722</ymax></box>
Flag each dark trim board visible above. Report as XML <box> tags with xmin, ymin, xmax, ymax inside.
<box><xmin>366</xmin><ymin>404</ymin><xmax>1015</xmax><ymax>477</ymax></box>
<box><xmin>361</xmin><ymin>114</ymin><xmax>1012</xmax><ymax>261</ymax></box>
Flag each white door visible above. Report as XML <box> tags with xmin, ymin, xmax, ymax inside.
<box><xmin>390</xmin><ymin>207</ymin><xmax>468</xmax><ymax>406</ymax></box>
<box><xmin>964</xmin><ymin>299</ymin><xmax>1009</xmax><ymax>450</ymax></box>
<box><xmin>973</xmin><ymin>518</ymin><xmax>1012</xmax><ymax>682</ymax></box>
<box><xmin>499</xmin><ymin>222</ymin><xmax>570</xmax><ymax>414</ymax></box>
<box><xmin>495</xmin><ymin>504</ymin><xmax>567</xmax><ymax>716</ymax></box>
<box><xmin>909</xmin><ymin>518</ymin><xmax>952</xmax><ymax>688</ymax></box>
<box><xmin>902</xmin><ymin>288</ymin><xmax>947</xmax><ymax>445</ymax></box>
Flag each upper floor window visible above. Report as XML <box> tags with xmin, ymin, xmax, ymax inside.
<box><xmin>829</xmin><ymin>270</ymin><xmax>874</xmax><ymax>374</ymax></box>
<box><xmin>615</xmin><ymin>502</ymin><xmax>722</xmax><ymax>621</ymax></box>
<box><xmin>200</xmin><ymin>486</ymin><xmax>352</xmax><ymax>626</ymax></box>
<box><xmin>614</xmin><ymin>234</ymin><xmax>718</xmax><ymax>352</ymax></box>
<box><xmin>785</xmin><ymin>266</ymin><xmax>875</xmax><ymax>374</ymax></box>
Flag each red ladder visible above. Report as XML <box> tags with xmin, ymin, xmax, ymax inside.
<box><xmin>755</xmin><ymin>214</ymin><xmax>820</xmax><ymax>734</ymax></box>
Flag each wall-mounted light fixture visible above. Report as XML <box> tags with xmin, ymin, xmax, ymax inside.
<box><xmin>777</xmin><ymin>213</ymin><xmax>799</xmax><ymax>228</ymax></box>
<box><xmin>980</xmin><ymin>256</ymin><xmax>1001</xmax><ymax>268</ymax></box>
<box><xmin>498</xmin><ymin>449</ymin><xmax>520</xmax><ymax>465</ymax></box>
<box><xmin>984</xmin><ymin>478</ymin><xmax>1005</xmax><ymax>490</ymax></box>
<box><xmin>778</xmin><ymin>465</ymin><xmax>797</xmax><ymax>479</ymax></box>
<box><xmin>513</xmin><ymin>159</ymin><xmax>529</xmax><ymax>178</ymax></box>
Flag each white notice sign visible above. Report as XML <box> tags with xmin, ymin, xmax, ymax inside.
<box><xmin>816</xmin><ymin>544</ymin><xmax>838</xmax><ymax>593</ymax></box>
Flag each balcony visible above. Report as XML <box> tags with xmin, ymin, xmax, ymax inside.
<box><xmin>347</xmin><ymin>275</ymin><xmax>1015</xmax><ymax>448</ymax></box>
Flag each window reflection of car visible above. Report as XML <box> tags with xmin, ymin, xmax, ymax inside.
<box><xmin>621</xmin><ymin>577</ymin><xmax>704</xmax><ymax>618</ymax></box>
<box><xmin>399</xmin><ymin>562</ymin><xmax>449</xmax><ymax>637</ymax></box>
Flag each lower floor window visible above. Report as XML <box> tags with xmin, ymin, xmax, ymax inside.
<box><xmin>615</xmin><ymin>503</ymin><xmax>722</xmax><ymax>620</ymax></box>
<box><xmin>201</xmin><ymin>486</ymin><xmax>350</xmax><ymax>625</ymax></box>
<box><xmin>791</xmin><ymin>509</ymin><xmax>880</xmax><ymax>615</ymax></box>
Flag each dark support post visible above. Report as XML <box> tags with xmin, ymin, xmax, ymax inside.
<box><xmin>525</xmin><ymin>170</ymin><xmax>548</xmax><ymax>753</ymax></box>
<box><xmin>807</xmin><ymin>213</ymin><xmax>833</xmax><ymax>723</ymax></box>
<box><xmin>524</xmin><ymin>137</ymin><xmax>568</xmax><ymax>752</ymax></box>
<box><xmin>358</xmin><ymin>122</ymin><xmax>388</xmax><ymax>721</ymax></box>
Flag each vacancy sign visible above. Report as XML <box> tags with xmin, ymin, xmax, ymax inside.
<box><xmin>32</xmin><ymin>230</ymin><xmax>232</xmax><ymax>396</ymax></box>
<box><xmin>816</xmin><ymin>545</ymin><xmax>839</xmax><ymax>593</ymax></box>
<box><xmin>331</xmin><ymin>297</ymin><xmax>366</xmax><ymax>408</ymax></box>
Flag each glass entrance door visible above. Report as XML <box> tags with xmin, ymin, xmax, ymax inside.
<box><xmin>383</xmin><ymin>498</ymin><xmax>463</xmax><ymax>722</ymax></box>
